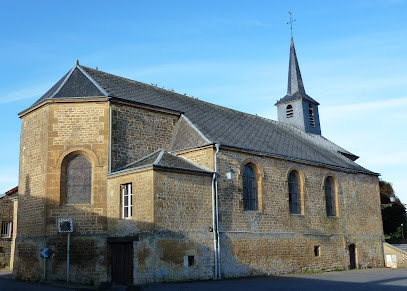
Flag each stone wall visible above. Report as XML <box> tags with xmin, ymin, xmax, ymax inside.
<box><xmin>15</xmin><ymin>101</ymin><xmax>110</xmax><ymax>282</ymax></box>
<box><xmin>111</xmin><ymin>103</ymin><xmax>178</xmax><ymax>171</ymax></box>
<box><xmin>383</xmin><ymin>243</ymin><xmax>407</xmax><ymax>268</ymax></box>
<box><xmin>0</xmin><ymin>192</ymin><xmax>17</xmax><ymax>268</ymax></box>
<box><xmin>177</xmin><ymin>146</ymin><xmax>215</xmax><ymax>171</ymax></box>
<box><xmin>133</xmin><ymin>169</ymin><xmax>214</xmax><ymax>284</ymax></box>
<box><xmin>107</xmin><ymin>169</ymin><xmax>154</xmax><ymax>235</ymax></box>
<box><xmin>216</xmin><ymin>148</ymin><xmax>384</xmax><ymax>276</ymax></box>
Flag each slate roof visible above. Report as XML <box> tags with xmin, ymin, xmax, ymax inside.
<box><xmin>24</xmin><ymin>61</ymin><xmax>377</xmax><ymax>175</ymax></box>
<box><xmin>113</xmin><ymin>150</ymin><xmax>212</xmax><ymax>174</ymax></box>
<box><xmin>276</xmin><ymin>37</ymin><xmax>319</xmax><ymax>106</ymax></box>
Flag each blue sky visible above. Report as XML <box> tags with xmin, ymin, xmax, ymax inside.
<box><xmin>1</xmin><ymin>0</ymin><xmax>406</xmax><ymax>202</ymax></box>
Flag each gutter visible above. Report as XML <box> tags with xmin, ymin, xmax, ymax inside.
<box><xmin>211</xmin><ymin>144</ymin><xmax>221</xmax><ymax>279</ymax></box>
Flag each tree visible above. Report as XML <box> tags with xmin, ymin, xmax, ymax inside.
<box><xmin>380</xmin><ymin>179</ymin><xmax>406</xmax><ymax>239</ymax></box>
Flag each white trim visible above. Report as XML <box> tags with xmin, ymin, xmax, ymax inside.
<box><xmin>76</xmin><ymin>65</ymin><xmax>109</xmax><ymax>96</ymax></box>
<box><xmin>1</xmin><ymin>221</ymin><xmax>12</xmax><ymax>238</ymax></box>
<box><xmin>122</xmin><ymin>183</ymin><xmax>133</xmax><ymax>219</ymax></box>
<box><xmin>181</xmin><ymin>114</ymin><xmax>212</xmax><ymax>143</ymax></box>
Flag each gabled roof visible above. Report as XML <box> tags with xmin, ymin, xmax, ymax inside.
<box><xmin>111</xmin><ymin>150</ymin><xmax>212</xmax><ymax>175</ymax></box>
<box><xmin>24</xmin><ymin>62</ymin><xmax>376</xmax><ymax>175</ymax></box>
<box><xmin>276</xmin><ymin>37</ymin><xmax>319</xmax><ymax>106</ymax></box>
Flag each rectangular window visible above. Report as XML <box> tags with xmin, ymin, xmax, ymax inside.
<box><xmin>121</xmin><ymin>183</ymin><xmax>133</xmax><ymax>219</ymax></box>
<box><xmin>1</xmin><ymin>222</ymin><xmax>12</xmax><ymax>238</ymax></box>
<box><xmin>314</xmin><ymin>246</ymin><xmax>320</xmax><ymax>257</ymax></box>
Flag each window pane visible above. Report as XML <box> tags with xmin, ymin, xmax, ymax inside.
<box><xmin>242</xmin><ymin>165</ymin><xmax>257</xmax><ymax>211</ymax></box>
<box><xmin>66</xmin><ymin>155</ymin><xmax>91</xmax><ymax>204</ymax></box>
<box><xmin>325</xmin><ymin>177</ymin><xmax>335</xmax><ymax>216</ymax></box>
<box><xmin>288</xmin><ymin>171</ymin><xmax>300</xmax><ymax>214</ymax></box>
<box><xmin>124</xmin><ymin>195</ymin><xmax>128</xmax><ymax>207</ymax></box>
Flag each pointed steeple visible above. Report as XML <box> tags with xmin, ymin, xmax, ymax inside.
<box><xmin>287</xmin><ymin>37</ymin><xmax>306</xmax><ymax>95</ymax></box>
<box><xmin>276</xmin><ymin>37</ymin><xmax>319</xmax><ymax>106</ymax></box>
<box><xmin>275</xmin><ymin>37</ymin><xmax>321</xmax><ymax>135</ymax></box>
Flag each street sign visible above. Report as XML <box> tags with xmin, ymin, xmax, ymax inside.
<box><xmin>40</xmin><ymin>248</ymin><xmax>49</xmax><ymax>258</ymax></box>
<box><xmin>57</xmin><ymin>218</ymin><xmax>73</xmax><ymax>233</ymax></box>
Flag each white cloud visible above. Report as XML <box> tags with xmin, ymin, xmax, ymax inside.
<box><xmin>0</xmin><ymin>83</ymin><xmax>52</xmax><ymax>104</ymax></box>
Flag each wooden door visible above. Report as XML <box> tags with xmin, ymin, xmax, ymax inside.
<box><xmin>349</xmin><ymin>244</ymin><xmax>356</xmax><ymax>269</ymax></box>
<box><xmin>111</xmin><ymin>242</ymin><xmax>133</xmax><ymax>285</ymax></box>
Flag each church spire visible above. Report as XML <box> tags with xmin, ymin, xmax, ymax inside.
<box><xmin>275</xmin><ymin>36</ymin><xmax>321</xmax><ymax>135</ymax></box>
<box><xmin>287</xmin><ymin>36</ymin><xmax>306</xmax><ymax>96</ymax></box>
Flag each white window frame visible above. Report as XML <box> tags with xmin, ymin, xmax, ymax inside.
<box><xmin>121</xmin><ymin>183</ymin><xmax>133</xmax><ymax>219</ymax></box>
<box><xmin>1</xmin><ymin>221</ymin><xmax>12</xmax><ymax>238</ymax></box>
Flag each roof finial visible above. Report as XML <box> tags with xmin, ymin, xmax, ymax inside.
<box><xmin>75</xmin><ymin>59</ymin><xmax>79</xmax><ymax>66</ymax></box>
<box><xmin>287</xmin><ymin>12</ymin><xmax>296</xmax><ymax>36</ymax></box>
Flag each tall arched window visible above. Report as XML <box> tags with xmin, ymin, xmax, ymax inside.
<box><xmin>66</xmin><ymin>155</ymin><xmax>91</xmax><ymax>204</ymax></box>
<box><xmin>288</xmin><ymin>170</ymin><xmax>300</xmax><ymax>214</ymax></box>
<box><xmin>242</xmin><ymin>164</ymin><xmax>257</xmax><ymax>211</ymax></box>
<box><xmin>325</xmin><ymin>176</ymin><xmax>335</xmax><ymax>216</ymax></box>
<box><xmin>286</xmin><ymin>104</ymin><xmax>293</xmax><ymax>118</ymax></box>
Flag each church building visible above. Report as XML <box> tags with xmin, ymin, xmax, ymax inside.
<box><xmin>14</xmin><ymin>37</ymin><xmax>384</xmax><ymax>285</ymax></box>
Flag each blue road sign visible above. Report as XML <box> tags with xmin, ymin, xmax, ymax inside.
<box><xmin>40</xmin><ymin>248</ymin><xmax>49</xmax><ymax>258</ymax></box>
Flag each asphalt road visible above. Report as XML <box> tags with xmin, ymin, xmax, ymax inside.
<box><xmin>1</xmin><ymin>268</ymin><xmax>407</xmax><ymax>290</ymax></box>
<box><xmin>144</xmin><ymin>269</ymin><xmax>407</xmax><ymax>291</ymax></box>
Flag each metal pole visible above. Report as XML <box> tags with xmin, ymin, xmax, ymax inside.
<box><xmin>43</xmin><ymin>258</ymin><xmax>46</xmax><ymax>280</ymax></box>
<box><xmin>67</xmin><ymin>233</ymin><xmax>70</xmax><ymax>283</ymax></box>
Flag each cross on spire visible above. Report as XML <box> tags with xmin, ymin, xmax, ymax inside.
<box><xmin>287</xmin><ymin>12</ymin><xmax>296</xmax><ymax>36</ymax></box>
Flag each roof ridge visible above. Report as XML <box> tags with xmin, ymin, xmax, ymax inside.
<box><xmin>81</xmin><ymin>65</ymin><xmax>281</xmax><ymax>126</ymax></box>
<box><xmin>153</xmin><ymin>150</ymin><xmax>165</xmax><ymax>165</ymax></box>
<box><xmin>77</xmin><ymin>65</ymin><xmax>109</xmax><ymax>96</ymax></box>
<box><xmin>48</xmin><ymin>66</ymin><xmax>76</xmax><ymax>99</ymax></box>
<box><xmin>116</xmin><ymin>150</ymin><xmax>162</xmax><ymax>171</ymax></box>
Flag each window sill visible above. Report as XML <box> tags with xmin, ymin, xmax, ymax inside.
<box><xmin>121</xmin><ymin>217</ymin><xmax>133</xmax><ymax>220</ymax></box>
<box><xmin>242</xmin><ymin>209</ymin><xmax>264</xmax><ymax>214</ymax></box>
<box><xmin>326</xmin><ymin>215</ymin><xmax>339</xmax><ymax>219</ymax></box>
<box><xmin>289</xmin><ymin>213</ymin><xmax>304</xmax><ymax>217</ymax></box>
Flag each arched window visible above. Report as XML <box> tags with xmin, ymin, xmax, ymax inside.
<box><xmin>288</xmin><ymin>170</ymin><xmax>300</xmax><ymax>214</ymax></box>
<box><xmin>242</xmin><ymin>164</ymin><xmax>257</xmax><ymax>211</ymax></box>
<box><xmin>65</xmin><ymin>155</ymin><xmax>91</xmax><ymax>204</ymax></box>
<box><xmin>325</xmin><ymin>176</ymin><xmax>335</xmax><ymax>216</ymax></box>
<box><xmin>309</xmin><ymin>104</ymin><xmax>315</xmax><ymax>127</ymax></box>
<box><xmin>286</xmin><ymin>104</ymin><xmax>293</xmax><ymax>118</ymax></box>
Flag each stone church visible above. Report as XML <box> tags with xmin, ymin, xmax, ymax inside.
<box><xmin>14</xmin><ymin>37</ymin><xmax>384</xmax><ymax>285</ymax></box>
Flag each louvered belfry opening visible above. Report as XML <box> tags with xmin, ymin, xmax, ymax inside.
<box><xmin>309</xmin><ymin>104</ymin><xmax>315</xmax><ymax>127</ymax></box>
<box><xmin>286</xmin><ymin>104</ymin><xmax>293</xmax><ymax>118</ymax></box>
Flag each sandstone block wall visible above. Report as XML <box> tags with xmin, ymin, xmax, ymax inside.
<box><xmin>111</xmin><ymin>103</ymin><xmax>178</xmax><ymax>171</ymax></box>
<box><xmin>133</xmin><ymin>170</ymin><xmax>214</xmax><ymax>283</ymax></box>
<box><xmin>177</xmin><ymin>146</ymin><xmax>215</xmax><ymax>171</ymax></box>
<box><xmin>15</xmin><ymin>101</ymin><xmax>110</xmax><ymax>282</ymax></box>
<box><xmin>0</xmin><ymin>193</ymin><xmax>16</xmax><ymax>268</ymax></box>
<box><xmin>383</xmin><ymin>243</ymin><xmax>407</xmax><ymax>268</ymax></box>
<box><xmin>107</xmin><ymin>169</ymin><xmax>154</xmax><ymax>235</ymax></box>
<box><xmin>215</xmin><ymin>149</ymin><xmax>384</xmax><ymax>275</ymax></box>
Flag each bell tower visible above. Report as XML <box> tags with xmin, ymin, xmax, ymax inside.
<box><xmin>275</xmin><ymin>37</ymin><xmax>321</xmax><ymax>135</ymax></box>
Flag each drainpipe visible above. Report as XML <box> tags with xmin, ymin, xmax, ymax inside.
<box><xmin>214</xmin><ymin>143</ymin><xmax>221</xmax><ymax>279</ymax></box>
<box><xmin>108</xmin><ymin>100</ymin><xmax>112</xmax><ymax>173</ymax></box>
<box><xmin>211</xmin><ymin>144</ymin><xmax>219</xmax><ymax>279</ymax></box>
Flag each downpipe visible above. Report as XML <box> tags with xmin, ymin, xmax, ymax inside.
<box><xmin>214</xmin><ymin>143</ymin><xmax>221</xmax><ymax>279</ymax></box>
<box><xmin>211</xmin><ymin>144</ymin><xmax>219</xmax><ymax>279</ymax></box>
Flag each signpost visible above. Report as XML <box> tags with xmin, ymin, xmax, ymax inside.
<box><xmin>57</xmin><ymin>218</ymin><xmax>73</xmax><ymax>283</ymax></box>
<box><xmin>40</xmin><ymin>248</ymin><xmax>49</xmax><ymax>280</ymax></box>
